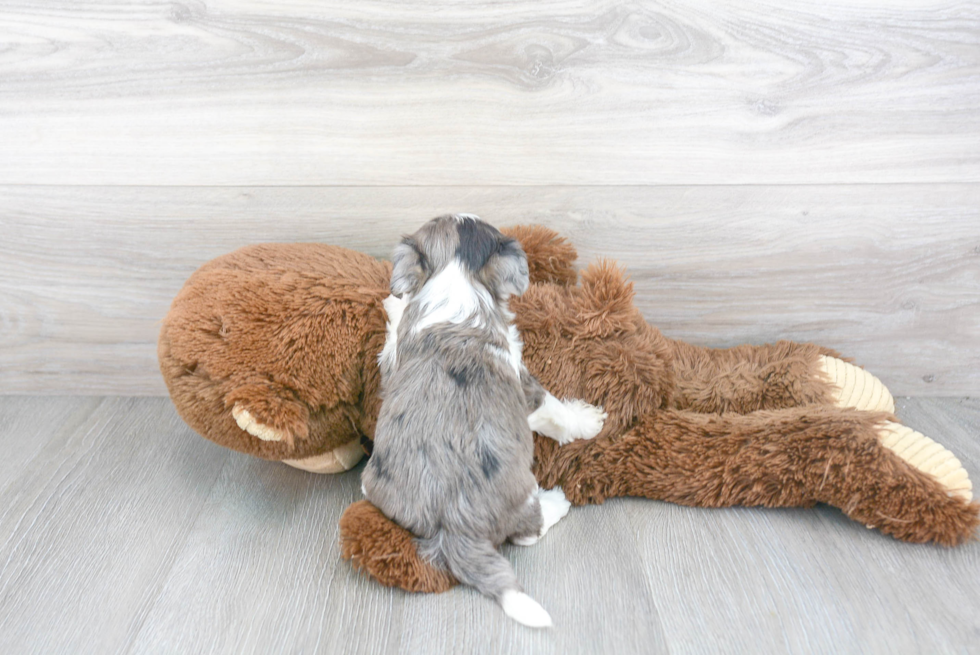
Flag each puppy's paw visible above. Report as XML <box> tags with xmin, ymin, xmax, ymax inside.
<box><xmin>528</xmin><ymin>394</ymin><xmax>607</xmax><ymax>444</ymax></box>
<box><xmin>510</xmin><ymin>534</ymin><xmax>540</xmax><ymax>547</ymax></box>
<box><xmin>564</xmin><ymin>399</ymin><xmax>607</xmax><ymax>441</ymax></box>
<box><xmin>232</xmin><ymin>404</ymin><xmax>288</xmax><ymax>442</ymax></box>
<box><xmin>537</xmin><ymin>487</ymin><xmax>572</xmax><ymax>537</ymax></box>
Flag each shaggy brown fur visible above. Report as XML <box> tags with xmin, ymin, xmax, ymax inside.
<box><xmin>159</xmin><ymin>225</ymin><xmax>979</xmax><ymax>595</ymax></box>
<box><xmin>340</xmin><ymin>500</ymin><xmax>457</xmax><ymax>593</ymax></box>
<box><xmin>159</xmin><ymin>243</ymin><xmax>391</xmax><ymax>460</ymax></box>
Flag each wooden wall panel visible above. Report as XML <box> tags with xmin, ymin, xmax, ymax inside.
<box><xmin>2</xmin><ymin>185</ymin><xmax>977</xmax><ymax>395</ymax></box>
<box><xmin>0</xmin><ymin>1</ymin><xmax>977</xmax><ymax>185</ymax></box>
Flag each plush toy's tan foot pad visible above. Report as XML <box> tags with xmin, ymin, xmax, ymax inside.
<box><xmin>232</xmin><ymin>405</ymin><xmax>287</xmax><ymax>442</ymax></box>
<box><xmin>283</xmin><ymin>439</ymin><xmax>365</xmax><ymax>474</ymax></box>
<box><xmin>819</xmin><ymin>356</ymin><xmax>895</xmax><ymax>413</ymax></box>
<box><xmin>878</xmin><ymin>421</ymin><xmax>972</xmax><ymax>501</ymax></box>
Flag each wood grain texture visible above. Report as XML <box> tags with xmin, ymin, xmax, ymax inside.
<box><xmin>2</xmin><ymin>184</ymin><xmax>977</xmax><ymax>396</ymax></box>
<box><xmin>0</xmin><ymin>1</ymin><xmax>978</xmax><ymax>185</ymax></box>
<box><xmin>0</xmin><ymin>397</ymin><xmax>230</xmax><ymax>654</ymax></box>
<box><xmin>0</xmin><ymin>396</ymin><xmax>977</xmax><ymax>654</ymax></box>
<box><xmin>628</xmin><ymin>395</ymin><xmax>980</xmax><ymax>654</ymax></box>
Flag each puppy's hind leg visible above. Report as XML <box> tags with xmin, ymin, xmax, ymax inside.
<box><xmin>510</xmin><ymin>486</ymin><xmax>572</xmax><ymax>546</ymax></box>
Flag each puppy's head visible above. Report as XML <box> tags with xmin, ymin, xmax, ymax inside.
<box><xmin>391</xmin><ymin>214</ymin><xmax>529</xmax><ymax>301</ymax></box>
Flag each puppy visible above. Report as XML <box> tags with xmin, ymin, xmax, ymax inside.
<box><xmin>362</xmin><ymin>215</ymin><xmax>606</xmax><ymax>628</ymax></box>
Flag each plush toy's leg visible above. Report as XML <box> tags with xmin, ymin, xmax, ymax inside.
<box><xmin>533</xmin><ymin>406</ymin><xmax>978</xmax><ymax>546</ymax></box>
<box><xmin>877</xmin><ymin>422</ymin><xmax>971</xmax><ymax>501</ymax></box>
<box><xmin>667</xmin><ymin>340</ymin><xmax>836</xmax><ymax>413</ymax></box>
<box><xmin>338</xmin><ymin>407</ymin><xmax>978</xmax><ymax>595</ymax></box>
<box><xmin>668</xmin><ymin>340</ymin><xmax>895</xmax><ymax>414</ymax></box>
<box><xmin>817</xmin><ymin>355</ymin><xmax>894</xmax><ymax>413</ymax></box>
<box><xmin>340</xmin><ymin>500</ymin><xmax>458</xmax><ymax>592</ymax></box>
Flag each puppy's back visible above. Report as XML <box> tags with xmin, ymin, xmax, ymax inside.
<box><xmin>365</xmin><ymin>324</ymin><xmax>535</xmax><ymax>541</ymax></box>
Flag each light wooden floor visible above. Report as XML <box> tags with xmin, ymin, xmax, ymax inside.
<box><xmin>0</xmin><ymin>395</ymin><xmax>977</xmax><ymax>654</ymax></box>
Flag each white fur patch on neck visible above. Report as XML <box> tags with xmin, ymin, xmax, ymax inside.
<box><xmin>379</xmin><ymin>294</ymin><xmax>408</xmax><ymax>371</ymax></box>
<box><xmin>412</xmin><ymin>259</ymin><xmax>492</xmax><ymax>334</ymax></box>
<box><xmin>504</xmin><ymin>323</ymin><xmax>523</xmax><ymax>375</ymax></box>
<box><xmin>485</xmin><ymin>308</ymin><xmax>523</xmax><ymax>377</ymax></box>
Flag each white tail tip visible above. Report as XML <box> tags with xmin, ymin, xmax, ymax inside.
<box><xmin>500</xmin><ymin>590</ymin><xmax>553</xmax><ymax>628</ymax></box>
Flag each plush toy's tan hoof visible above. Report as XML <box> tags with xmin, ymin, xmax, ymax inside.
<box><xmin>878</xmin><ymin>422</ymin><xmax>973</xmax><ymax>501</ymax></box>
<box><xmin>283</xmin><ymin>439</ymin><xmax>365</xmax><ymax>474</ymax></box>
<box><xmin>232</xmin><ymin>405</ymin><xmax>287</xmax><ymax>442</ymax></box>
<box><xmin>819</xmin><ymin>356</ymin><xmax>895</xmax><ymax>413</ymax></box>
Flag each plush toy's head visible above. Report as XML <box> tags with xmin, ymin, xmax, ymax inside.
<box><xmin>390</xmin><ymin>214</ymin><xmax>529</xmax><ymax>302</ymax></box>
<box><xmin>158</xmin><ymin>225</ymin><xmax>585</xmax><ymax>470</ymax></box>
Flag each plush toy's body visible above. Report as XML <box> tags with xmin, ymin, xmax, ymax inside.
<box><xmin>159</xmin><ymin>226</ymin><xmax>978</xmax><ymax>595</ymax></box>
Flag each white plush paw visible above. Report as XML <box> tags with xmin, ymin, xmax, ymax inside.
<box><xmin>283</xmin><ymin>439</ymin><xmax>365</xmax><ymax>474</ymax></box>
<box><xmin>500</xmin><ymin>590</ymin><xmax>553</xmax><ymax>628</ymax></box>
<box><xmin>232</xmin><ymin>405</ymin><xmax>287</xmax><ymax>442</ymax></box>
<box><xmin>511</xmin><ymin>534</ymin><xmax>540</xmax><ymax>547</ymax></box>
<box><xmin>528</xmin><ymin>394</ymin><xmax>607</xmax><ymax>445</ymax></box>
<box><xmin>878</xmin><ymin>421</ymin><xmax>972</xmax><ymax>501</ymax></box>
<box><xmin>819</xmin><ymin>356</ymin><xmax>895</xmax><ymax>413</ymax></box>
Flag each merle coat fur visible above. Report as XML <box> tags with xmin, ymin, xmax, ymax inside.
<box><xmin>361</xmin><ymin>216</ymin><xmax>546</xmax><ymax>602</ymax></box>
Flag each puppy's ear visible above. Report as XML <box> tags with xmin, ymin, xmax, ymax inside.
<box><xmin>390</xmin><ymin>237</ymin><xmax>426</xmax><ymax>297</ymax></box>
<box><xmin>484</xmin><ymin>238</ymin><xmax>529</xmax><ymax>299</ymax></box>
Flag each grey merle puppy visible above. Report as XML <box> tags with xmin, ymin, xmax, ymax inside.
<box><xmin>362</xmin><ymin>215</ymin><xmax>606</xmax><ymax>628</ymax></box>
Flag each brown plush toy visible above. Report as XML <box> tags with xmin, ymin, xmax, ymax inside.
<box><xmin>159</xmin><ymin>224</ymin><xmax>978</xmax><ymax>595</ymax></box>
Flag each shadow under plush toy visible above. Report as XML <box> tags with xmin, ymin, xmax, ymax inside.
<box><xmin>159</xmin><ymin>221</ymin><xmax>978</xmax><ymax>594</ymax></box>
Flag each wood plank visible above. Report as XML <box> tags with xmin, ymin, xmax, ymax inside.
<box><xmin>127</xmin><ymin>459</ymin><xmax>669</xmax><ymax>654</ymax></box>
<box><xmin>0</xmin><ymin>396</ymin><xmax>101</xmax><ymax>497</ymax></box>
<box><xmin>0</xmin><ymin>396</ymin><xmax>977</xmax><ymax>654</ymax></box>
<box><xmin>0</xmin><ymin>397</ymin><xmax>230</xmax><ymax>655</ymax></box>
<box><xmin>0</xmin><ymin>1</ymin><xmax>978</xmax><ymax>185</ymax></box>
<box><xmin>626</xmin><ymin>395</ymin><xmax>980</xmax><ymax>654</ymax></box>
<box><xmin>1</xmin><ymin>184</ymin><xmax>977</xmax><ymax>396</ymax></box>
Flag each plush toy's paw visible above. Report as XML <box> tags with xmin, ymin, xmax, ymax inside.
<box><xmin>283</xmin><ymin>439</ymin><xmax>365</xmax><ymax>474</ymax></box>
<box><xmin>232</xmin><ymin>405</ymin><xmax>289</xmax><ymax>442</ymax></box>
<box><xmin>819</xmin><ymin>356</ymin><xmax>895</xmax><ymax>413</ymax></box>
<box><xmin>528</xmin><ymin>394</ymin><xmax>607</xmax><ymax>444</ymax></box>
<box><xmin>878</xmin><ymin>421</ymin><xmax>972</xmax><ymax>501</ymax></box>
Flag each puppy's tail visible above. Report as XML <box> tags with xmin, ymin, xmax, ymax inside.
<box><xmin>419</xmin><ymin>533</ymin><xmax>552</xmax><ymax>628</ymax></box>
